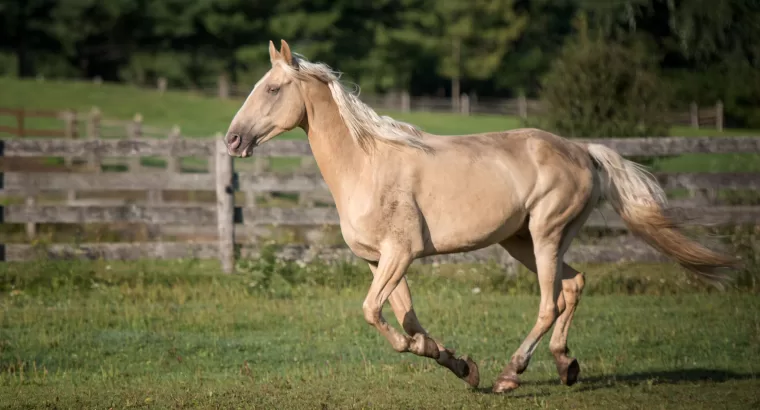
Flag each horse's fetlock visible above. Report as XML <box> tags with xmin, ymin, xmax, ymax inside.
<box><xmin>549</xmin><ymin>342</ymin><xmax>568</xmax><ymax>357</ymax></box>
<box><xmin>390</xmin><ymin>336</ymin><xmax>410</xmax><ymax>353</ymax></box>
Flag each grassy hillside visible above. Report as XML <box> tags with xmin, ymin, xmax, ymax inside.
<box><xmin>2</xmin><ymin>77</ymin><xmax>760</xmax><ymax>173</ymax></box>
<box><xmin>0</xmin><ymin>77</ymin><xmax>525</xmax><ymax>139</ymax></box>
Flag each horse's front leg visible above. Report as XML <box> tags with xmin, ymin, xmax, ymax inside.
<box><xmin>369</xmin><ymin>262</ymin><xmax>480</xmax><ymax>388</ymax></box>
<box><xmin>361</xmin><ymin>251</ymin><xmax>440</xmax><ymax>359</ymax></box>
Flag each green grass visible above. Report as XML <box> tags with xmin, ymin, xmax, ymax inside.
<box><xmin>1</xmin><ymin>258</ymin><xmax>758</xmax><ymax>409</ymax></box>
<box><xmin>0</xmin><ymin>77</ymin><xmax>524</xmax><ymax>139</ymax></box>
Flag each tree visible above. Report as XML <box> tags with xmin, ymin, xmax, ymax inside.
<box><xmin>538</xmin><ymin>21</ymin><xmax>670</xmax><ymax>138</ymax></box>
<box><xmin>358</xmin><ymin>0</ymin><xmax>437</xmax><ymax>93</ymax></box>
<box><xmin>0</xmin><ymin>0</ymin><xmax>59</xmax><ymax>77</ymax></box>
<box><xmin>50</xmin><ymin>0</ymin><xmax>144</xmax><ymax>80</ymax></box>
<box><xmin>492</xmin><ymin>0</ymin><xmax>577</xmax><ymax>96</ymax></box>
<box><xmin>368</xmin><ymin>0</ymin><xmax>527</xmax><ymax>104</ymax></box>
<box><xmin>432</xmin><ymin>0</ymin><xmax>528</xmax><ymax>107</ymax></box>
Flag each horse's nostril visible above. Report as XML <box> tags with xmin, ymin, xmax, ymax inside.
<box><xmin>227</xmin><ymin>134</ymin><xmax>241</xmax><ymax>149</ymax></box>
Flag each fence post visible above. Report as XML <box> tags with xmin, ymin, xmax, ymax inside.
<box><xmin>518</xmin><ymin>92</ymin><xmax>528</xmax><ymax>120</ymax></box>
<box><xmin>16</xmin><ymin>109</ymin><xmax>25</xmax><ymax>138</ymax></box>
<box><xmin>157</xmin><ymin>77</ymin><xmax>168</xmax><ymax>94</ymax></box>
<box><xmin>298</xmin><ymin>154</ymin><xmax>316</xmax><ymax>207</ymax></box>
<box><xmin>690</xmin><ymin>102</ymin><xmax>699</xmax><ymax>129</ymax></box>
<box><xmin>62</xmin><ymin>110</ymin><xmax>77</xmax><ymax>203</ymax></box>
<box><xmin>129</xmin><ymin>113</ymin><xmax>143</xmax><ymax>171</ymax></box>
<box><xmin>460</xmin><ymin>93</ymin><xmax>470</xmax><ymax>116</ymax></box>
<box><xmin>215</xmin><ymin>135</ymin><xmax>235</xmax><ymax>273</ymax></box>
<box><xmin>86</xmin><ymin>107</ymin><xmax>102</xmax><ymax>172</ymax></box>
<box><xmin>716</xmin><ymin>100</ymin><xmax>724</xmax><ymax>132</ymax></box>
<box><xmin>401</xmin><ymin>90</ymin><xmax>411</xmax><ymax>113</ymax></box>
<box><xmin>166</xmin><ymin>125</ymin><xmax>181</xmax><ymax>173</ymax></box>
<box><xmin>253</xmin><ymin>154</ymin><xmax>271</xmax><ymax>204</ymax></box>
<box><xmin>25</xmin><ymin>196</ymin><xmax>36</xmax><ymax>240</ymax></box>
<box><xmin>298</xmin><ymin>150</ymin><xmax>318</xmax><ymax>207</ymax></box>
<box><xmin>218</xmin><ymin>74</ymin><xmax>230</xmax><ymax>100</ymax></box>
<box><xmin>63</xmin><ymin>110</ymin><xmax>76</xmax><ymax>165</ymax></box>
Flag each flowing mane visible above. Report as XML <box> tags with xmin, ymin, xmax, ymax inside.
<box><xmin>276</xmin><ymin>54</ymin><xmax>432</xmax><ymax>153</ymax></box>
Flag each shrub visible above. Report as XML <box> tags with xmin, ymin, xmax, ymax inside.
<box><xmin>538</xmin><ymin>35</ymin><xmax>671</xmax><ymax>139</ymax></box>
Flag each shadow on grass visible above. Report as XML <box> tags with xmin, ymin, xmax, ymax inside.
<box><xmin>578</xmin><ymin>368</ymin><xmax>757</xmax><ymax>385</ymax></box>
<box><xmin>473</xmin><ymin>368</ymin><xmax>757</xmax><ymax>397</ymax></box>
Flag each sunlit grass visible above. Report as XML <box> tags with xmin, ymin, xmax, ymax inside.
<box><xmin>0</xmin><ymin>258</ymin><xmax>758</xmax><ymax>408</ymax></box>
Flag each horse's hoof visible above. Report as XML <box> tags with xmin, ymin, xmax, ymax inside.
<box><xmin>558</xmin><ymin>357</ymin><xmax>580</xmax><ymax>386</ymax></box>
<box><xmin>492</xmin><ymin>375</ymin><xmax>520</xmax><ymax>394</ymax></box>
<box><xmin>461</xmin><ymin>355</ymin><xmax>480</xmax><ymax>388</ymax></box>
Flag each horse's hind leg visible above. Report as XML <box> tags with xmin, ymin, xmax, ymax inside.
<box><xmin>493</xmin><ymin>185</ymin><xmax>597</xmax><ymax>393</ymax></box>
<box><xmin>492</xmin><ymin>219</ymin><xmax>565</xmax><ymax>393</ymax></box>
<box><xmin>369</xmin><ymin>263</ymin><xmax>480</xmax><ymax>388</ymax></box>
<box><xmin>550</xmin><ymin>269</ymin><xmax>585</xmax><ymax>386</ymax></box>
<box><xmin>547</xmin><ymin>175</ymin><xmax>599</xmax><ymax>387</ymax></box>
<box><xmin>498</xmin><ymin>237</ymin><xmax>585</xmax><ymax>386</ymax></box>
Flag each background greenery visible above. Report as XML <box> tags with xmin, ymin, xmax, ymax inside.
<box><xmin>2</xmin><ymin>0</ymin><xmax>759</xmax><ymax>127</ymax></box>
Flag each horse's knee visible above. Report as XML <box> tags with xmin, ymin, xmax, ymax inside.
<box><xmin>537</xmin><ymin>304</ymin><xmax>559</xmax><ymax>328</ymax></box>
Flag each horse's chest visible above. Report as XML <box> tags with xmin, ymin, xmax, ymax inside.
<box><xmin>340</xmin><ymin>207</ymin><xmax>398</xmax><ymax>260</ymax></box>
<box><xmin>338</xmin><ymin>212</ymin><xmax>385</xmax><ymax>262</ymax></box>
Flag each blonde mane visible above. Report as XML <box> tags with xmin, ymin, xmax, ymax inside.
<box><xmin>277</xmin><ymin>54</ymin><xmax>432</xmax><ymax>153</ymax></box>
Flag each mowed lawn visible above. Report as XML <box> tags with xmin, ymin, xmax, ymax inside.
<box><xmin>1</xmin><ymin>259</ymin><xmax>758</xmax><ymax>409</ymax></box>
<box><xmin>0</xmin><ymin>78</ymin><xmax>524</xmax><ymax>139</ymax></box>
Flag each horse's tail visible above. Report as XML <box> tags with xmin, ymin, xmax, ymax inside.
<box><xmin>585</xmin><ymin>143</ymin><xmax>739</xmax><ymax>286</ymax></box>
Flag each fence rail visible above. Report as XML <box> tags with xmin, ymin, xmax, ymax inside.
<box><xmin>5</xmin><ymin>135</ymin><xmax>760</xmax><ymax>158</ymax></box>
<box><xmin>1</xmin><ymin>235</ymin><xmax>674</xmax><ymax>271</ymax></box>
<box><xmin>2</xmin><ymin>133</ymin><xmax>760</xmax><ymax>272</ymax></box>
<box><xmin>4</xmin><ymin>170</ymin><xmax>759</xmax><ymax>195</ymax></box>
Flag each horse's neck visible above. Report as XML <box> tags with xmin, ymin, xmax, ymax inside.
<box><xmin>300</xmin><ymin>80</ymin><xmax>367</xmax><ymax>208</ymax></box>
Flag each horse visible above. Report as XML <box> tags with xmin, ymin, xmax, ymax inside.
<box><xmin>223</xmin><ymin>39</ymin><xmax>738</xmax><ymax>393</ymax></box>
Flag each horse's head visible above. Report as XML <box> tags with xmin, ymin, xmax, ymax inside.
<box><xmin>224</xmin><ymin>40</ymin><xmax>306</xmax><ymax>157</ymax></box>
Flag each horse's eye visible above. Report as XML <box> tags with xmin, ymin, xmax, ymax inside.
<box><xmin>267</xmin><ymin>85</ymin><xmax>280</xmax><ymax>95</ymax></box>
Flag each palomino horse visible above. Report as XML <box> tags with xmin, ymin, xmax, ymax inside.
<box><xmin>223</xmin><ymin>40</ymin><xmax>737</xmax><ymax>393</ymax></box>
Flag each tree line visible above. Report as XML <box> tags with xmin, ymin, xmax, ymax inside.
<box><xmin>1</xmin><ymin>0</ymin><xmax>758</xmax><ymax>127</ymax></box>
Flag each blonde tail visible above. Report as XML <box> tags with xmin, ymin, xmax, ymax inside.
<box><xmin>586</xmin><ymin>143</ymin><xmax>739</xmax><ymax>286</ymax></box>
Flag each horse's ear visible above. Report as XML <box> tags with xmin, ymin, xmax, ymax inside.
<box><xmin>280</xmin><ymin>39</ymin><xmax>295</xmax><ymax>66</ymax></box>
<box><xmin>269</xmin><ymin>40</ymin><xmax>281</xmax><ymax>63</ymax></box>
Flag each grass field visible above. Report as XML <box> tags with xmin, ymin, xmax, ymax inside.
<box><xmin>1</xmin><ymin>257</ymin><xmax>759</xmax><ymax>409</ymax></box>
<box><xmin>0</xmin><ymin>77</ymin><xmax>527</xmax><ymax>139</ymax></box>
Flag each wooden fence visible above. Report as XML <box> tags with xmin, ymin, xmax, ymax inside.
<box><xmin>2</xmin><ymin>133</ymin><xmax>760</xmax><ymax>273</ymax></box>
<box><xmin>0</xmin><ymin>107</ymin><xmax>181</xmax><ymax>140</ymax></box>
<box><xmin>0</xmin><ymin>107</ymin><xmax>74</xmax><ymax>138</ymax></box>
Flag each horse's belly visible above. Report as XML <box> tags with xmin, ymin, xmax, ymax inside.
<box><xmin>422</xmin><ymin>203</ymin><xmax>527</xmax><ymax>256</ymax></box>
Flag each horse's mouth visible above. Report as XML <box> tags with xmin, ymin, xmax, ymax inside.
<box><xmin>240</xmin><ymin>142</ymin><xmax>255</xmax><ymax>158</ymax></box>
<box><xmin>228</xmin><ymin>141</ymin><xmax>256</xmax><ymax>158</ymax></box>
